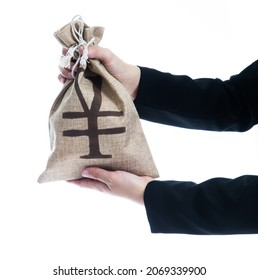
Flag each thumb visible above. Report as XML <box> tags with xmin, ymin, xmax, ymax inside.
<box><xmin>87</xmin><ymin>45</ymin><xmax>112</xmax><ymax>64</ymax></box>
<box><xmin>82</xmin><ymin>167</ymin><xmax>113</xmax><ymax>186</ymax></box>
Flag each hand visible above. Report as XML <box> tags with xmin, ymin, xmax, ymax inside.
<box><xmin>58</xmin><ymin>45</ymin><xmax>141</xmax><ymax>100</ymax></box>
<box><xmin>68</xmin><ymin>167</ymin><xmax>154</xmax><ymax>205</ymax></box>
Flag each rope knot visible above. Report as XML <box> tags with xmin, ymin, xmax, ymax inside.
<box><xmin>59</xmin><ymin>15</ymin><xmax>95</xmax><ymax>78</ymax></box>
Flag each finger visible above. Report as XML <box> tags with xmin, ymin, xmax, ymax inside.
<box><xmin>82</xmin><ymin>167</ymin><xmax>114</xmax><ymax>187</ymax></box>
<box><xmin>59</xmin><ymin>66</ymin><xmax>73</xmax><ymax>80</ymax></box>
<box><xmin>87</xmin><ymin>46</ymin><xmax>113</xmax><ymax>64</ymax></box>
<box><xmin>58</xmin><ymin>74</ymin><xmax>66</xmax><ymax>84</ymax></box>
<box><xmin>68</xmin><ymin>178</ymin><xmax>111</xmax><ymax>193</ymax></box>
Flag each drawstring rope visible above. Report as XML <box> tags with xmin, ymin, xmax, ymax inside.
<box><xmin>59</xmin><ymin>15</ymin><xmax>95</xmax><ymax>78</ymax></box>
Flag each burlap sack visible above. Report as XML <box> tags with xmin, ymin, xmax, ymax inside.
<box><xmin>38</xmin><ymin>16</ymin><xmax>159</xmax><ymax>183</ymax></box>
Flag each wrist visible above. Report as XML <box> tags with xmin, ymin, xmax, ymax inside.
<box><xmin>128</xmin><ymin>65</ymin><xmax>141</xmax><ymax>100</ymax></box>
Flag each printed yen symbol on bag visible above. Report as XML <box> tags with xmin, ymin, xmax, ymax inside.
<box><xmin>62</xmin><ymin>72</ymin><xmax>126</xmax><ymax>159</ymax></box>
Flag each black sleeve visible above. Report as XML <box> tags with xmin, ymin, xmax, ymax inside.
<box><xmin>134</xmin><ymin>60</ymin><xmax>258</xmax><ymax>132</ymax></box>
<box><xmin>144</xmin><ymin>176</ymin><xmax>258</xmax><ymax>234</ymax></box>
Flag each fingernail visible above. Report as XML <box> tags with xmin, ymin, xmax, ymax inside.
<box><xmin>82</xmin><ymin>170</ymin><xmax>89</xmax><ymax>177</ymax></box>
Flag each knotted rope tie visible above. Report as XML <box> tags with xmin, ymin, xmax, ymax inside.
<box><xmin>59</xmin><ymin>15</ymin><xmax>95</xmax><ymax>78</ymax></box>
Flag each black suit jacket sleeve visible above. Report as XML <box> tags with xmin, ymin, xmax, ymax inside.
<box><xmin>134</xmin><ymin>61</ymin><xmax>258</xmax><ymax>234</ymax></box>
<box><xmin>144</xmin><ymin>176</ymin><xmax>258</xmax><ymax>234</ymax></box>
<box><xmin>135</xmin><ymin>60</ymin><xmax>258</xmax><ymax>132</ymax></box>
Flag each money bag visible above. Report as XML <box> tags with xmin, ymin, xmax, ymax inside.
<box><xmin>38</xmin><ymin>15</ymin><xmax>159</xmax><ymax>183</ymax></box>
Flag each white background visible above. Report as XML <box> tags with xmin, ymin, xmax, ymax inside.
<box><xmin>1</xmin><ymin>0</ymin><xmax>258</xmax><ymax>279</ymax></box>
